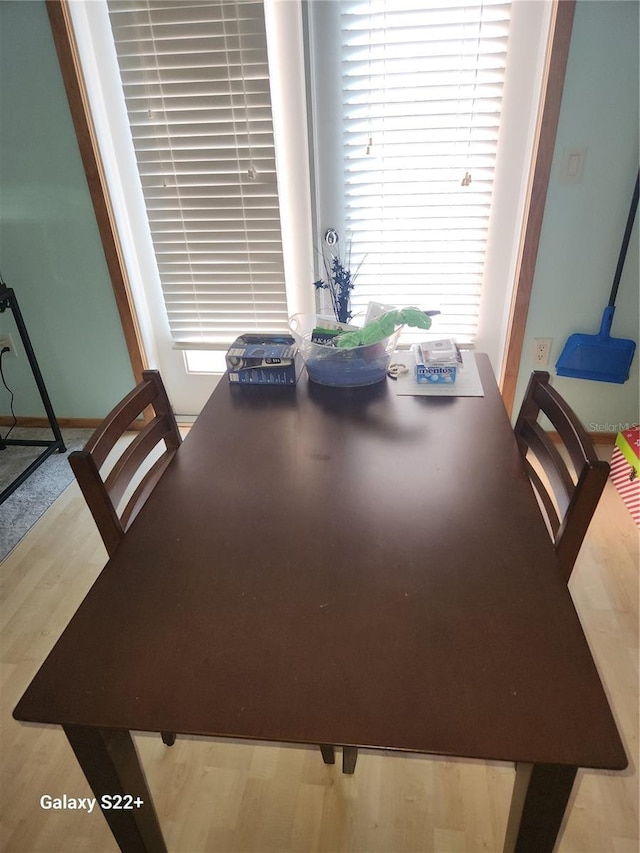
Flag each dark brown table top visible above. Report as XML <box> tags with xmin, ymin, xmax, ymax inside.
<box><xmin>14</xmin><ymin>355</ymin><xmax>626</xmax><ymax>772</ymax></box>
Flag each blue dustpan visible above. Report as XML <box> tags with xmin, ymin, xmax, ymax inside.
<box><xmin>556</xmin><ymin>170</ymin><xmax>638</xmax><ymax>384</ymax></box>
<box><xmin>555</xmin><ymin>306</ymin><xmax>636</xmax><ymax>383</ymax></box>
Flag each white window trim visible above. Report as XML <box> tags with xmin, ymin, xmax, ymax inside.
<box><xmin>67</xmin><ymin>0</ymin><xmax>164</xmax><ymax>370</ymax></box>
<box><xmin>476</xmin><ymin>0</ymin><xmax>553</xmax><ymax>373</ymax></box>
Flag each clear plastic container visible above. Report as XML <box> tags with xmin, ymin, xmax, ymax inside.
<box><xmin>288</xmin><ymin>314</ymin><xmax>402</xmax><ymax>387</ymax></box>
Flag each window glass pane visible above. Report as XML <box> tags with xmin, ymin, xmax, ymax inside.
<box><xmin>107</xmin><ymin>0</ymin><xmax>290</xmax><ymax>346</ymax></box>
<box><xmin>184</xmin><ymin>349</ymin><xmax>228</xmax><ymax>374</ymax></box>
<box><xmin>310</xmin><ymin>0</ymin><xmax>512</xmax><ymax>344</ymax></box>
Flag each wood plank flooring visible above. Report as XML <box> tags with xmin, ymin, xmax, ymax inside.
<box><xmin>0</xmin><ymin>445</ymin><xmax>637</xmax><ymax>853</ymax></box>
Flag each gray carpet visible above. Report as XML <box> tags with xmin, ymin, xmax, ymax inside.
<box><xmin>0</xmin><ymin>428</ymin><xmax>92</xmax><ymax>561</ymax></box>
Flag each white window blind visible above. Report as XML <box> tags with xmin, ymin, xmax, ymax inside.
<box><xmin>339</xmin><ymin>0</ymin><xmax>511</xmax><ymax>342</ymax></box>
<box><xmin>107</xmin><ymin>0</ymin><xmax>289</xmax><ymax>346</ymax></box>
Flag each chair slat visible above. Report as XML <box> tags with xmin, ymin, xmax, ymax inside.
<box><xmin>83</xmin><ymin>378</ymin><xmax>160</xmax><ymax>471</ymax></box>
<box><xmin>514</xmin><ymin>371</ymin><xmax>609</xmax><ymax>582</ymax></box>
<box><xmin>119</xmin><ymin>449</ymin><xmax>177</xmax><ymax>533</ymax></box>
<box><xmin>69</xmin><ymin>370</ymin><xmax>181</xmax><ymax>557</ymax></box>
<box><xmin>523</xmin><ymin>457</ymin><xmax>562</xmax><ymax>536</ymax></box>
<box><xmin>520</xmin><ymin>420</ymin><xmax>574</xmax><ymax>517</ymax></box>
<box><xmin>105</xmin><ymin>415</ymin><xmax>173</xmax><ymax>510</ymax></box>
<box><xmin>532</xmin><ymin>380</ymin><xmax>600</xmax><ymax>472</ymax></box>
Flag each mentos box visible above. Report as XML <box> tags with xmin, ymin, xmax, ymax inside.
<box><xmin>416</xmin><ymin>364</ymin><xmax>457</xmax><ymax>384</ymax></box>
<box><xmin>226</xmin><ymin>334</ymin><xmax>303</xmax><ymax>385</ymax></box>
<box><xmin>414</xmin><ymin>339</ymin><xmax>461</xmax><ymax>384</ymax></box>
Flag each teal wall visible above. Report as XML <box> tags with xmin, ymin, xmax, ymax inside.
<box><xmin>515</xmin><ymin>0</ymin><xmax>639</xmax><ymax>431</ymax></box>
<box><xmin>0</xmin><ymin>0</ymin><xmax>134</xmax><ymax>421</ymax></box>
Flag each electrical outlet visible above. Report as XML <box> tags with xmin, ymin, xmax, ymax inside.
<box><xmin>0</xmin><ymin>333</ymin><xmax>17</xmax><ymax>357</ymax></box>
<box><xmin>533</xmin><ymin>337</ymin><xmax>552</xmax><ymax>365</ymax></box>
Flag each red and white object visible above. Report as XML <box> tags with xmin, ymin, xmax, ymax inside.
<box><xmin>610</xmin><ymin>427</ymin><xmax>640</xmax><ymax>527</ymax></box>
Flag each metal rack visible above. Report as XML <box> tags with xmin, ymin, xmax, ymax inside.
<box><xmin>0</xmin><ymin>284</ymin><xmax>66</xmax><ymax>504</ymax></box>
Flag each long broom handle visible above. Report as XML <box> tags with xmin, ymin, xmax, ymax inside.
<box><xmin>610</xmin><ymin>169</ymin><xmax>640</xmax><ymax>307</ymax></box>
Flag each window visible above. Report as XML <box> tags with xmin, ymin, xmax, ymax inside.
<box><xmin>107</xmin><ymin>0</ymin><xmax>290</xmax><ymax>347</ymax></box>
<box><xmin>341</xmin><ymin>0</ymin><xmax>510</xmax><ymax>341</ymax></box>
<box><xmin>65</xmin><ymin>0</ymin><xmax>553</xmax><ymax>409</ymax></box>
<box><xmin>306</xmin><ymin>0</ymin><xmax>546</xmax><ymax>358</ymax></box>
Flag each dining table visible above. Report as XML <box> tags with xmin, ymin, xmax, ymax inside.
<box><xmin>14</xmin><ymin>353</ymin><xmax>627</xmax><ymax>853</ymax></box>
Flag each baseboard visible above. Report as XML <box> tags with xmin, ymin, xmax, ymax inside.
<box><xmin>0</xmin><ymin>416</ymin><xmax>103</xmax><ymax>429</ymax></box>
<box><xmin>589</xmin><ymin>433</ymin><xmax>619</xmax><ymax>445</ymax></box>
<box><xmin>0</xmin><ymin>415</ymin><xmax>177</xmax><ymax>432</ymax></box>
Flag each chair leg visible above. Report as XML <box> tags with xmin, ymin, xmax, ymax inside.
<box><xmin>319</xmin><ymin>744</ymin><xmax>335</xmax><ymax>764</ymax></box>
<box><xmin>342</xmin><ymin>746</ymin><xmax>358</xmax><ymax>774</ymax></box>
<box><xmin>161</xmin><ymin>732</ymin><xmax>176</xmax><ymax>746</ymax></box>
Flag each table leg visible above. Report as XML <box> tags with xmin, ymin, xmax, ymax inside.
<box><xmin>503</xmin><ymin>762</ymin><xmax>577</xmax><ymax>853</ymax></box>
<box><xmin>319</xmin><ymin>744</ymin><xmax>336</xmax><ymax>764</ymax></box>
<box><xmin>63</xmin><ymin>725</ymin><xmax>167</xmax><ymax>853</ymax></box>
<box><xmin>342</xmin><ymin>746</ymin><xmax>358</xmax><ymax>774</ymax></box>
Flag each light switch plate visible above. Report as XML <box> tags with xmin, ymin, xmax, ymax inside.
<box><xmin>560</xmin><ymin>147</ymin><xmax>586</xmax><ymax>185</ymax></box>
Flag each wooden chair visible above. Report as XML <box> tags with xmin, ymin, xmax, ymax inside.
<box><xmin>69</xmin><ymin>369</ymin><xmax>181</xmax><ymax>747</ymax></box>
<box><xmin>69</xmin><ymin>369</ymin><xmax>181</xmax><ymax>558</ymax></box>
<box><xmin>514</xmin><ymin>371</ymin><xmax>610</xmax><ymax>583</ymax></box>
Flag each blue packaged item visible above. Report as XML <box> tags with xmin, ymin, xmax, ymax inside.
<box><xmin>415</xmin><ymin>339</ymin><xmax>461</xmax><ymax>384</ymax></box>
<box><xmin>226</xmin><ymin>334</ymin><xmax>303</xmax><ymax>385</ymax></box>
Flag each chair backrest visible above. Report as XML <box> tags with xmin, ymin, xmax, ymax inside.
<box><xmin>514</xmin><ymin>371</ymin><xmax>610</xmax><ymax>583</ymax></box>
<box><xmin>69</xmin><ymin>370</ymin><xmax>182</xmax><ymax>557</ymax></box>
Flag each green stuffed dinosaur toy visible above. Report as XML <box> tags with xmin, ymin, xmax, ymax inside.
<box><xmin>334</xmin><ymin>307</ymin><xmax>434</xmax><ymax>349</ymax></box>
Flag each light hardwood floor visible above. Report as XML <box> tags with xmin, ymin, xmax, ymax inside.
<box><xmin>1</xmin><ymin>446</ymin><xmax>637</xmax><ymax>853</ymax></box>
